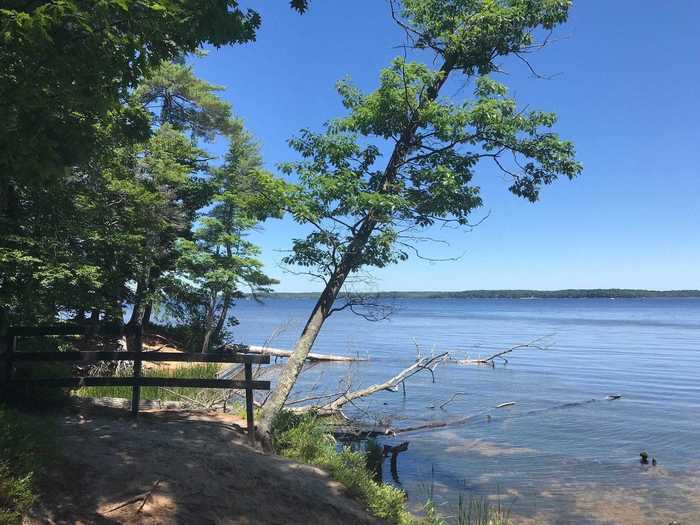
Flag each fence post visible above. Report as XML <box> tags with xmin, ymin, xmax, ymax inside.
<box><xmin>131</xmin><ymin>324</ymin><xmax>142</xmax><ymax>416</ymax></box>
<box><xmin>0</xmin><ymin>334</ymin><xmax>14</xmax><ymax>396</ymax></box>
<box><xmin>5</xmin><ymin>335</ymin><xmax>15</xmax><ymax>384</ymax></box>
<box><xmin>244</xmin><ymin>361</ymin><xmax>255</xmax><ymax>446</ymax></box>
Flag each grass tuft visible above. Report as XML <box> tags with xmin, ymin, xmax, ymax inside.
<box><xmin>422</xmin><ymin>493</ymin><xmax>513</xmax><ymax>525</ymax></box>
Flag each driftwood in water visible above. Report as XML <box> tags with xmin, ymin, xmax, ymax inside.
<box><xmin>386</xmin><ymin>441</ymin><xmax>409</xmax><ymax>484</ymax></box>
<box><xmin>382</xmin><ymin>441</ymin><xmax>409</xmax><ymax>456</ymax></box>
<box><xmin>307</xmin><ymin>352</ymin><xmax>449</xmax><ymax>414</ymax></box>
<box><xmin>438</xmin><ymin>391</ymin><xmax>469</xmax><ymax>409</ymax></box>
<box><xmin>334</xmin><ymin>395</ymin><xmax>624</xmax><ymax>438</ymax></box>
<box><xmin>332</xmin><ymin>415</ymin><xmax>478</xmax><ymax>438</ymax></box>
<box><xmin>220</xmin><ymin>344</ymin><xmax>366</xmax><ymax>363</ymax></box>
<box><xmin>449</xmin><ymin>335</ymin><xmax>553</xmax><ymax>366</ymax></box>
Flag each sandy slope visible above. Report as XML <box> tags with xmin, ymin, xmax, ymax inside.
<box><xmin>25</xmin><ymin>405</ymin><xmax>385</xmax><ymax>525</ymax></box>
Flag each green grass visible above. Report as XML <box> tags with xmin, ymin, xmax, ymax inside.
<box><xmin>271</xmin><ymin>410</ymin><xmax>514</xmax><ymax>525</ymax></box>
<box><xmin>422</xmin><ymin>492</ymin><xmax>513</xmax><ymax>525</ymax></box>
<box><xmin>75</xmin><ymin>362</ymin><xmax>222</xmax><ymax>401</ymax></box>
<box><xmin>272</xmin><ymin>410</ymin><xmax>412</xmax><ymax>524</ymax></box>
<box><xmin>0</xmin><ymin>405</ymin><xmax>56</xmax><ymax>525</ymax></box>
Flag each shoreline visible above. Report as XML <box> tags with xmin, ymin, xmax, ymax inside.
<box><xmin>253</xmin><ymin>289</ymin><xmax>700</xmax><ymax>300</ymax></box>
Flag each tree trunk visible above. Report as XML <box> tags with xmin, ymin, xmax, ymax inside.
<box><xmin>200</xmin><ymin>293</ymin><xmax>218</xmax><ymax>353</ymax></box>
<box><xmin>126</xmin><ymin>271</ymin><xmax>150</xmax><ymax>352</ymax></box>
<box><xmin>143</xmin><ymin>302</ymin><xmax>153</xmax><ymax>328</ymax></box>
<box><xmin>126</xmin><ymin>303</ymin><xmax>148</xmax><ymax>353</ymax></box>
<box><xmin>257</xmin><ymin>218</ymin><xmax>377</xmax><ymax>444</ymax></box>
<box><xmin>127</xmin><ymin>266</ymin><xmax>158</xmax><ymax>330</ymax></box>
<box><xmin>126</xmin><ymin>276</ymin><xmax>148</xmax><ymax>329</ymax></box>
<box><xmin>212</xmin><ymin>292</ymin><xmax>232</xmax><ymax>344</ymax></box>
<box><xmin>74</xmin><ymin>309</ymin><xmax>86</xmax><ymax>323</ymax></box>
<box><xmin>256</xmin><ymin>58</ymin><xmax>455</xmax><ymax>448</ymax></box>
<box><xmin>0</xmin><ymin>307</ymin><xmax>9</xmax><ymax>337</ymax></box>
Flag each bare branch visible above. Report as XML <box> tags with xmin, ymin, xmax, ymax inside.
<box><xmin>317</xmin><ymin>352</ymin><xmax>449</xmax><ymax>413</ymax></box>
<box><xmin>451</xmin><ymin>335</ymin><xmax>554</xmax><ymax>366</ymax></box>
<box><xmin>439</xmin><ymin>391</ymin><xmax>469</xmax><ymax>410</ymax></box>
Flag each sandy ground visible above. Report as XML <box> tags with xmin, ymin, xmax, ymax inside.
<box><xmin>24</xmin><ymin>405</ymin><xmax>385</xmax><ymax>525</ymax></box>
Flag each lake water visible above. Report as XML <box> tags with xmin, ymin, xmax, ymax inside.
<box><xmin>230</xmin><ymin>298</ymin><xmax>700</xmax><ymax>524</ymax></box>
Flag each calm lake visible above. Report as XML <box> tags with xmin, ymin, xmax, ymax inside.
<box><xmin>231</xmin><ymin>297</ymin><xmax>700</xmax><ymax>525</ymax></box>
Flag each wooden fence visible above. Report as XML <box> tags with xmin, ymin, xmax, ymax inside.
<box><xmin>0</xmin><ymin>324</ymin><xmax>270</xmax><ymax>445</ymax></box>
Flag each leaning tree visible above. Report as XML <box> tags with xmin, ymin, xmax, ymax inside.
<box><xmin>257</xmin><ymin>0</ymin><xmax>582</xmax><ymax>443</ymax></box>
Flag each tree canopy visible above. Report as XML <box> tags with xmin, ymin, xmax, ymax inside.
<box><xmin>258</xmin><ymin>0</ymin><xmax>582</xmax><ymax>440</ymax></box>
<box><xmin>0</xmin><ymin>0</ymin><xmax>309</xmax><ymax>336</ymax></box>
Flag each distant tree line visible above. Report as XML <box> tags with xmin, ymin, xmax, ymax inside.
<box><xmin>261</xmin><ymin>289</ymin><xmax>700</xmax><ymax>300</ymax></box>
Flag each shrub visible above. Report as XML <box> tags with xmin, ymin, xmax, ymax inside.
<box><xmin>271</xmin><ymin>411</ymin><xmax>412</xmax><ymax>524</ymax></box>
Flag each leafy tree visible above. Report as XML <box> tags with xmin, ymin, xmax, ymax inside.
<box><xmin>162</xmin><ymin>126</ymin><xmax>285</xmax><ymax>352</ymax></box>
<box><xmin>0</xmin><ymin>115</ymin><xmax>148</xmax><ymax>327</ymax></box>
<box><xmin>124</xmin><ymin>60</ymin><xmax>236</xmax><ymax>333</ymax></box>
<box><xmin>0</xmin><ymin>0</ymin><xmax>259</xmax><ymax>185</ymax></box>
<box><xmin>258</xmin><ymin>0</ymin><xmax>582</xmax><ymax>440</ymax></box>
<box><xmin>135</xmin><ymin>58</ymin><xmax>239</xmax><ymax>141</ymax></box>
<box><xmin>0</xmin><ymin>0</ymin><xmax>307</xmax><ymax>330</ymax></box>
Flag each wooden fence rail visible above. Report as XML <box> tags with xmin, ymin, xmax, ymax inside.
<box><xmin>0</xmin><ymin>325</ymin><xmax>269</xmax><ymax>445</ymax></box>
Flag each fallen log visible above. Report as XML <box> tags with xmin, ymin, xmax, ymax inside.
<box><xmin>219</xmin><ymin>344</ymin><xmax>366</xmax><ymax>363</ymax></box>
<box><xmin>333</xmin><ymin>395</ymin><xmax>623</xmax><ymax>438</ymax></box>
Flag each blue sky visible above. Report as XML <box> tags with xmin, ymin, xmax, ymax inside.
<box><xmin>191</xmin><ymin>1</ymin><xmax>699</xmax><ymax>292</ymax></box>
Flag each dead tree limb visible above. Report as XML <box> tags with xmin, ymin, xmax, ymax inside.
<box><xmin>439</xmin><ymin>391</ymin><xmax>469</xmax><ymax>410</ymax></box>
<box><xmin>313</xmin><ymin>352</ymin><xmax>449</xmax><ymax>413</ymax></box>
<box><xmin>285</xmin><ymin>391</ymin><xmax>348</xmax><ymax>406</ymax></box>
<box><xmin>450</xmin><ymin>335</ymin><xmax>554</xmax><ymax>366</ymax></box>
<box><xmin>136</xmin><ymin>479</ymin><xmax>162</xmax><ymax>513</ymax></box>
<box><xmin>106</xmin><ymin>479</ymin><xmax>162</xmax><ymax>514</ymax></box>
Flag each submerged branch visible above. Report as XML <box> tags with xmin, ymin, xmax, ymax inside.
<box><xmin>297</xmin><ymin>352</ymin><xmax>449</xmax><ymax>414</ymax></box>
<box><xmin>449</xmin><ymin>335</ymin><xmax>554</xmax><ymax>366</ymax></box>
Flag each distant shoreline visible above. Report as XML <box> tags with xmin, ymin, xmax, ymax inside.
<box><xmin>255</xmin><ymin>289</ymin><xmax>700</xmax><ymax>300</ymax></box>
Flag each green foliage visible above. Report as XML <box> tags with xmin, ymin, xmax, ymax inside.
<box><xmin>1</xmin><ymin>53</ymin><xmax>280</xmax><ymax>365</ymax></box>
<box><xmin>272</xmin><ymin>411</ymin><xmax>334</xmax><ymax>462</ymax></box>
<box><xmin>0</xmin><ymin>0</ymin><xmax>301</xmax><ymax>343</ymax></box>
<box><xmin>281</xmin><ymin>0</ymin><xmax>581</xmax><ymax>280</ymax></box>
<box><xmin>290</xmin><ymin>0</ymin><xmax>310</xmax><ymax>14</ymax></box>
<box><xmin>0</xmin><ymin>0</ymin><xmax>260</xmax><ymax>182</ymax></box>
<box><xmin>272</xmin><ymin>411</ymin><xmax>413</xmax><ymax>524</ymax></box>
<box><xmin>0</xmin><ymin>406</ymin><xmax>55</xmax><ymax>525</ymax></box>
<box><xmin>365</xmin><ymin>438</ymin><xmax>385</xmax><ymax>478</ymax></box>
<box><xmin>258</xmin><ymin>1</ymin><xmax>585</xmax><ymax>432</ymax></box>
<box><xmin>161</xmin><ymin>124</ymin><xmax>284</xmax><ymax>351</ymax></box>
<box><xmin>135</xmin><ymin>60</ymin><xmax>238</xmax><ymax>141</ymax></box>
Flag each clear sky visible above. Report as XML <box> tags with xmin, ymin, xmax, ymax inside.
<box><xmin>191</xmin><ymin>1</ymin><xmax>699</xmax><ymax>292</ymax></box>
